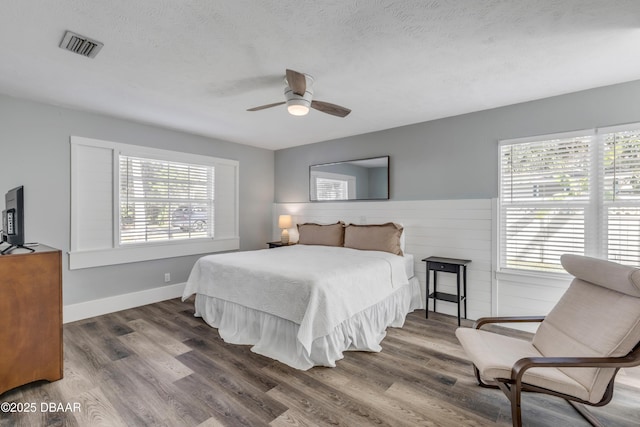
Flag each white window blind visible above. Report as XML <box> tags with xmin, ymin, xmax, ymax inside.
<box><xmin>310</xmin><ymin>171</ymin><xmax>356</xmax><ymax>201</ymax></box>
<box><xmin>500</xmin><ymin>135</ymin><xmax>591</xmax><ymax>272</ymax></box>
<box><xmin>119</xmin><ymin>155</ymin><xmax>214</xmax><ymax>244</ymax></box>
<box><xmin>315</xmin><ymin>177</ymin><xmax>349</xmax><ymax>200</ymax></box>
<box><xmin>602</xmin><ymin>128</ymin><xmax>640</xmax><ymax>265</ymax></box>
<box><xmin>499</xmin><ymin>124</ymin><xmax>640</xmax><ymax>273</ymax></box>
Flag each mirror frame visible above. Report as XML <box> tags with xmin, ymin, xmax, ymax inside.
<box><xmin>309</xmin><ymin>155</ymin><xmax>390</xmax><ymax>202</ymax></box>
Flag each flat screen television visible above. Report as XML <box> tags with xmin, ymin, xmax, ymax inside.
<box><xmin>2</xmin><ymin>185</ymin><xmax>25</xmax><ymax>247</ymax></box>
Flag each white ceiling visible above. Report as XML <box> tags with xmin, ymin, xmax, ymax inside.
<box><xmin>2</xmin><ymin>1</ymin><xmax>640</xmax><ymax>150</ymax></box>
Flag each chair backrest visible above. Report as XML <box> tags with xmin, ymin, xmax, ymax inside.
<box><xmin>532</xmin><ymin>254</ymin><xmax>640</xmax><ymax>403</ymax></box>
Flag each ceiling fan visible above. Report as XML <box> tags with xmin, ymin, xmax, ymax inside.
<box><xmin>247</xmin><ymin>69</ymin><xmax>351</xmax><ymax>118</ymax></box>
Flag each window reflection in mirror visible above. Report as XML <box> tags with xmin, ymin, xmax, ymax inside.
<box><xmin>309</xmin><ymin>156</ymin><xmax>389</xmax><ymax>201</ymax></box>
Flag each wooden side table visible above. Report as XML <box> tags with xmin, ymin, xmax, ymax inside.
<box><xmin>267</xmin><ymin>241</ymin><xmax>296</xmax><ymax>248</ymax></box>
<box><xmin>422</xmin><ymin>256</ymin><xmax>471</xmax><ymax>326</ymax></box>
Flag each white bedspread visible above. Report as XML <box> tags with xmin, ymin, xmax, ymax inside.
<box><xmin>182</xmin><ymin>245</ymin><xmax>409</xmax><ymax>352</ymax></box>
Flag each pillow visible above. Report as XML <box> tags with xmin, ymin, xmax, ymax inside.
<box><xmin>344</xmin><ymin>222</ymin><xmax>404</xmax><ymax>255</ymax></box>
<box><xmin>297</xmin><ymin>221</ymin><xmax>345</xmax><ymax>246</ymax></box>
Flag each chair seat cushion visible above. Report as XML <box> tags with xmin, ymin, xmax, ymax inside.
<box><xmin>455</xmin><ymin>328</ymin><xmax>589</xmax><ymax>401</ymax></box>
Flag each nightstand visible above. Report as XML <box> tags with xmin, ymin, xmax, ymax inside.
<box><xmin>267</xmin><ymin>241</ymin><xmax>296</xmax><ymax>248</ymax></box>
<box><xmin>422</xmin><ymin>256</ymin><xmax>471</xmax><ymax>326</ymax></box>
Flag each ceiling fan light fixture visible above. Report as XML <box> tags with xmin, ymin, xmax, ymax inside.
<box><xmin>284</xmin><ymin>86</ymin><xmax>313</xmax><ymax>116</ymax></box>
<box><xmin>287</xmin><ymin>103</ymin><xmax>310</xmax><ymax>116</ymax></box>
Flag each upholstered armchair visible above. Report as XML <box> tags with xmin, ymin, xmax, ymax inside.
<box><xmin>456</xmin><ymin>254</ymin><xmax>640</xmax><ymax>427</ymax></box>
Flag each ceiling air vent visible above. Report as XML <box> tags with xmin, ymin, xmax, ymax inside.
<box><xmin>59</xmin><ymin>31</ymin><xmax>103</xmax><ymax>58</ymax></box>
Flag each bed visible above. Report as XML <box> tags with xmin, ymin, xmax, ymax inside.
<box><xmin>182</xmin><ymin>222</ymin><xmax>423</xmax><ymax>370</ymax></box>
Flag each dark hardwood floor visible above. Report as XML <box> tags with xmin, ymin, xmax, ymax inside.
<box><xmin>1</xmin><ymin>298</ymin><xmax>639</xmax><ymax>426</ymax></box>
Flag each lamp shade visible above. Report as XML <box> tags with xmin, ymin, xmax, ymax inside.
<box><xmin>278</xmin><ymin>214</ymin><xmax>293</xmax><ymax>229</ymax></box>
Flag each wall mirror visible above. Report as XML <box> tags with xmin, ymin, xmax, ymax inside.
<box><xmin>309</xmin><ymin>156</ymin><xmax>389</xmax><ymax>201</ymax></box>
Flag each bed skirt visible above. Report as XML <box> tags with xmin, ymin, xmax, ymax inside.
<box><xmin>193</xmin><ymin>276</ymin><xmax>422</xmax><ymax>370</ymax></box>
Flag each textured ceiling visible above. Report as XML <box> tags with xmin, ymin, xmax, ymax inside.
<box><xmin>1</xmin><ymin>1</ymin><xmax>640</xmax><ymax>150</ymax></box>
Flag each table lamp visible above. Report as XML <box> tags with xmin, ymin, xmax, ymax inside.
<box><xmin>278</xmin><ymin>215</ymin><xmax>293</xmax><ymax>244</ymax></box>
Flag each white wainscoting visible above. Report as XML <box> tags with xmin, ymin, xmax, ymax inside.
<box><xmin>495</xmin><ymin>270</ymin><xmax>572</xmax><ymax>332</ymax></box>
<box><xmin>60</xmin><ymin>198</ymin><xmax>575</xmax><ymax>326</ymax></box>
<box><xmin>273</xmin><ymin>199</ymin><xmax>494</xmax><ymax>320</ymax></box>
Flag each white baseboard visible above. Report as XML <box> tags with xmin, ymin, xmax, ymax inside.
<box><xmin>63</xmin><ymin>282</ymin><xmax>186</xmax><ymax>324</ymax></box>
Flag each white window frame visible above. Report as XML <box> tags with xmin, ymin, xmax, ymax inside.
<box><xmin>498</xmin><ymin>123</ymin><xmax>640</xmax><ymax>277</ymax></box>
<box><xmin>69</xmin><ymin>136</ymin><xmax>239</xmax><ymax>269</ymax></box>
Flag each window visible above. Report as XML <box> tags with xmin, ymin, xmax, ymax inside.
<box><xmin>70</xmin><ymin>136</ymin><xmax>238</xmax><ymax>269</ymax></box>
<box><xmin>310</xmin><ymin>171</ymin><xmax>356</xmax><ymax>200</ymax></box>
<box><xmin>499</xmin><ymin>124</ymin><xmax>640</xmax><ymax>273</ymax></box>
<box><xmin>315</xmin><ymin>177</ymin><xmax>349</xmax><ymax>200</ymax></box>
<box><xmin>603</xmin><ymin>129</ymin><xmax>640</xmax><ymax>265</ymax></box>
<box><xmin>119</xmin><ymin>155</ymin><xmax>214</xmax><ymax>244</ymax></box>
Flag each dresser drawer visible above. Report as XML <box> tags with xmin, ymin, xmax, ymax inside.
<box><xmin>428</xmin><ymin>262</ymin><xmax>458</xmax><ymax>273</ymax></box>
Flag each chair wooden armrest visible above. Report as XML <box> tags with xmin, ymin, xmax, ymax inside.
<box><xmin>474</xmin><ymin>316</ymin><xmax>546</xmax><ymax>329</ymax></box>
<box><xmin>510</xmin><ymin>346</ymin><xmax>640</xmax><ymax>383</ymax></box>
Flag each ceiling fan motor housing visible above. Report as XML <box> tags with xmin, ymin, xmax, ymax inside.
<box><xmin>284</xmin><ymin>86</ymin><xmax>313</xmax><ymax>115</ymax></box>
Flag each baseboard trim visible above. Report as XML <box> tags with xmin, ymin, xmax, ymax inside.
<box><xmin>63</xmin><ymin>282</ymin><xmax>186</xmax><ymax>324</ymax></box>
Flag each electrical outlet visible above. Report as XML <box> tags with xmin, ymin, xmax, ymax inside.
<box><xmin>164</xmin><ymin>273</ymin><xmax>171</xmax><ymax>283</ymax></box>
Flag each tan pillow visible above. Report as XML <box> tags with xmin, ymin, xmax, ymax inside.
<box><xmin>297</xmin><ymin>221</ymin><xmax>345</xmax><ymax>246</ymax></box>
<box><xmin>344</xmin><ymin>222</ymin><xmax>404</xmax><ymax>255</ymax></box>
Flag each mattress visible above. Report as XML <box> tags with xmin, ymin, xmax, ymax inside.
<box><xmin>403</xmin><ymin>253</ymin><xmax>415</xmax><ymax>279</ymax></box>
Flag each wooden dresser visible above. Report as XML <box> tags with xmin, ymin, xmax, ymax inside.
<box><xmin>0</xmin><ymin>244</ymin><xmax>63</xmax><ymax>395</ymax></box>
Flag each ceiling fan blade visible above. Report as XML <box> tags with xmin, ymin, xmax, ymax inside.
<box><xmin>286</xmin><ymin>69</ymin><xmax>307</xmax><ymax>96</ymax></box>
<box><xmin>311</xmin><ymin>100</ymin><xmax>351</xmax><ymax>118</ymax></box>
<box><xmin>246</xmin><ymin>101</ymin><xmax>286</xmax><ymax>111</ymax></box>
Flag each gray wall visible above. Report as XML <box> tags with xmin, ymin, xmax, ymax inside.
<box><xmin>275</xmin><ymin>79</ymin><xmax>640</xmax><ymax>202</ymax></box>
<box><xmin>0</xmin><ymin>94</ymin><xmax>274</xmax><ymax>305</ymax></box>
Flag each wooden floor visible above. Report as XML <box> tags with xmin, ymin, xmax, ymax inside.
<box><xmin>2</xmin><ymin>299</ymin><xmax>639</xmax><ymax>427</ymax></box>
